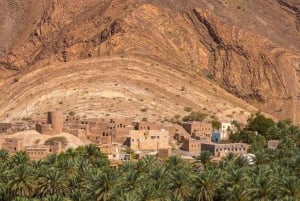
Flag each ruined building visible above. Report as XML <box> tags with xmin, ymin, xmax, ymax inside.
<box><xmin>36</xmin><ymin>111</ymin><xmax>63</xmax><ymax>135</ymax></box>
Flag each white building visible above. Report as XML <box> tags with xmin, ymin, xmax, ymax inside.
<box><xmin>220</xmin><ymin>122</ymin><xmax>234</xmax><ymax>140</ymax></box>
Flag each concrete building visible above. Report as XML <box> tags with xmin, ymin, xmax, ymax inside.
<box><xmin>201</xmin><ymin>143</ymin><xmax>249</xmax><ymax>157</ymax></box>
<box><xmin>0</xmin><ymin>138</ymin><xmax>24</xmax><ymax>154</ymax></box>
<box><xmin>220</xmin><ymin>122</ymin><xmax>234</xmax><ymax>140</ymax></box>
<box><xmin>129</xmin><ymin>130</ymin><xmax>169</xmax><ymax>151</ymax></box>
<box><xmin>182</xmin><ymin>122</ymin><xmax>212</xmax><ymax>142</ymax></box>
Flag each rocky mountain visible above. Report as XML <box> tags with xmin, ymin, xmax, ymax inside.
<box><xmin>0</xmin><ymin>0</ymin><xmax>299</xmax><ymax>123</ymax></box>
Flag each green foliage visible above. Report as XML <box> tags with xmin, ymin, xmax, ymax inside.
<box><xmin>247</xmin><ymin>111</ymin><xmax>275</xmax><ymax>136</ymax></box>
<box><xmin>212</xmin><ymin>120</ymin><xmax>221</xmax><ymax>130</ymax></box>
<box><xmin>68</xmin><ymin>111</ymin><xmax>75</xmax><ymax>116</ymax></box>
<box><xmin>1</xmin><ymin>112</ymin><xmax>300</xmax><ymax>201</ymax></box>
<box><xmin>183</xmin><ymin>106</ymin><xmax>192</xmax><ymax>112</ymax></box>
<box><xmin>45</xmin><ymin>137</ymin><xmax>68</xmax><ymax>147</ymax></box>
<box><xmin>0</xmin><ymin>143</ymin><xmax>299</xmax><ymax>200</ymax></box>
<box><xmin>182</xmin><ymin>111</ymin><xmax>207</xmax><ymax>122</ymax></box>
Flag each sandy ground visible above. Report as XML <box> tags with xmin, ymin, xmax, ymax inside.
<box><xmin>0</xmin><ymin>130</ymin><xmax>91</xmax><ymax>149</ymax></box>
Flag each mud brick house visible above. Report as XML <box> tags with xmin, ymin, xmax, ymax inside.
<box><xmin>181</xmin><ymin>138</ymin><xmax>201</xmax><ymax>154</ymax></box>
<box><xmin>129</xmin><ymin>130</ymin><xmax>169</xmax><ymax>151</ymax></box>
<box><xmin>201</xmin><ymin>143</ymin><xmax>249</xmax><ymax>157</ymax></box>
<box><xmin>25</xmin><ymin>141</ymin><xmax>62</xmax><ymax>160</ymax></box>
<box><xmin>135</xmin><ymin>122</ymin><xmax>159</xmax><ymax>130</ymax></box>
<box><xmin>0</xmin><ymin>123</ymin><xmax>11</xmax><ymax>133</ymax></box>
<box><xmin>36</xmin><ymin>111</ymin><xmax>63</xmax><ymax>135</ymax></box>
<box><xmin>0</xmin><ymin>138</ymin><xmax>24</xmax><ymax>154</ymax></box>
<box><xmin>182</xmin><ymin>122</ymin><xmax>212</xmax><ymax>142</ymax></box>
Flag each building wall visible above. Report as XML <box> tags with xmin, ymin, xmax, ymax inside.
<box><xmin>98</xmin><ymin>143</ymin><xmax>122</xmax><ymax>160</ymax></box>
<box><xmin>0</xmin><ymin>138</ymin><xmax>24</xmax><ymax>154</ymax></box>
<box><xmin>220</xmin><ymin>122</ymin><xmax>233</xmax><ymax>140</ymax></box>
<box><xmin>25</xmin><ymin>146</ymin><xmax>50</xmax><ymax>160</ymax></box>
<box><xmin>136</xmin><ymin>122</ymin><xmax>159</xmax><ymax>130</ymax></box>
<box><xmin>129</xmin><ymin>130</ymin><xmax>169</xmax><ymax>151</ymax></box>
<box><xmin>158</xmin><ymin>148</ymin><xmax>172</xmax><ymax>158</ymax></box>
<box><xmin>0</xmin><ymin>123</ymin><xmax>12</xmax><ymax>133</ymax></box>
<box><xmin>181</xmin><ymin>139</ymin><xmax>201</xmax><ymax>152</ymax></box>
<box><xmin>47</xmin><ymin>111</ymin><xmax>63</xmax><ymax>133</ymax></box>
<box><xmin>211</xmin><ymin>132</ymin><xmax>221</xmax><ymax>143</ymax></box>
<box><xmin>182</xmin><ymin>122</ymin><xmax>212</xmax><ymax>142</ymax></box>
<box><xmin>49</xmin><ymin>141</ymin><xmax>62</xmax><ymax>154</ymax></box>
<box><xmin>201</xmin><ymin>143</ymin><xmax>249</xmax><ymax>157</ymax></box>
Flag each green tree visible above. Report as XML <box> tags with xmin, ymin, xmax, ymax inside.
<box><xmin>8</xmin><ymin>164</ymin><xmax>36</xmax><ymax>197</ymax></box>
<box><xmin>247</xmin><ymin>112</ymin><xmax>275</xmax><ymax>136</ymax></box>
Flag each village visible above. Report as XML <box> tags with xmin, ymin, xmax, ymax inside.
<box><xmin>0</xmin><ymin>111</ymin><xmax>277</xmax><ymax>164</ymax></box>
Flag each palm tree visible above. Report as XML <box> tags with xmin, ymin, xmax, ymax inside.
<box><xmin>136</xmin><ymin>184</ymin><xmax>159</xmax><ymax>201</ymax></box>
<box><xmin>0</xmin><ymin>182</ymin><xmax>10</xmax><ymax>201</ymax></box>
<box><xmin>119</xmin><ymin>170</ymin><xmax>142</xmax><ymax>193</ymax></box>
<box><xmin>234</xmin><ymin>155</ymin><xmax>249</xmax><ymax>168</ymax></box>
<box><xmin>0</xmin><ymin>149</ymin><xmax>9</xmax><ymax>165</ymax></box>
<box><xmin>88</xmin><ymin>168</ymin><xmax>116</xmax><ymax>201</ymax></box>
<box><xmin>42</xmin><ymin>194</ymin><xmax>69</xmax><ymax>201</ymax></box>
<box><xmin>37</xmin><ymin>168</ymin><xmax>69</xmax><ymax>196</ymax></box>
<box><xmin>191</xmin><ymin>170</ymin><xmax>220</xmax><ymax>201</ymax></box>
<box><xmin>56</xmin><ymin>158</ymin><xmax>78</xmax><ymax>179</ymax></box>
<box><xmin>224</xmin><ymin>185</ymin><xmax>248</xmax><ymax>201</ymax></box>
<box><xmin>168</xmin><ymin>169</ymin><xmax>193</xmax><ymax>200</ymax></box>
<box><xmin>31</xmin><ymin>160</ymin><xmax>44</xmax><ymax>170</ymax></box>
<box><xmin>69</xmin><ymin>189</ymin><xmax>90</xmax><ymax>201</ymax></box>
<box><xmin>140</xmin><ymin>155</ymin><xmax>157</xmax><ymax>173</ymax></box>
<box><xmin>246</xmin><ymin>173</ymin><xmax>275</xmax><ymax>201</ymax></box>
<box><xmin>9</xmin><ymin>151</ymin><xmax>29</xmax><ymax>167</ymax></box>
<box><xmin>197</xmin><ymin>151</ymin><xmax>211</xmax><ymax>169</ymax></box>
<box><xmin>278</xmin><ymin>176</ymin><xmax>300</xmax><ymax>200</ymax></box>
<box><xmin>7</xmin><ymin>164</ymin><xmax>36</xmax><ymax>197</ymax></box>
<box><xmin>253</xmin><ymin>151</ymin><xmax>270</xmax><ymax>165</ymax></box>
<box><xmin>166</xmin><ymin>156</ymin><xmax>186</xmax><ymax>170</ymax></box>
<box><xmin>148</xmin><ymin>166</ymin><xmax>169</xmax><ymax>199</ymax></box>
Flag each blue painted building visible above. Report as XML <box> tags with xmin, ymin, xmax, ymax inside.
<box><xmin>211</xmin><ymin>132</ymin><xmax>221</xmax><ymax>143</ymax></box>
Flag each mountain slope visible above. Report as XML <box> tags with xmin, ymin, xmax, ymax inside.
<box><xmin>0</xmin><ymin>0</ymin><xmax>299</xmax><ymax>123</ymax></box>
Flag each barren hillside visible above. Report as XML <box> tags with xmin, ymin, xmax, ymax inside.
<box><xmin>0</xmin><ymin>0</ymin><xmax>299</xmax><ymax>123</ymax></box>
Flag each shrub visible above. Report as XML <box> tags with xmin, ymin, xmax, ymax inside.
<box><xmin>184</xmin><ymin>106</ymin><xmax>192</xmax><ymax>112</ymax></box>
<box><xmin>45</xmin><ymin>136</ymin><xmax>68</xmax><ymax>147</ymax></box>
<box><xmin>68</xmin><ymin>111</ymin><xmax>76</xmax><ymax>116</ymax></box>
<box><xmin>182</xmin><ymin>111</ymin><xmax>207</xmax><ymax>122</ymax></box>
<box><xmin>212</xmin><ymin>120</ymin><xmax>221</xmax><ymax>130</ymax></box>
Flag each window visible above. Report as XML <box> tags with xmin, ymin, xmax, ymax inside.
<box><xmin>151</xmin><ymin>136</ymin><xmax>156</xmax><ymax>139</ymax></box>
<box><xmin>132</xmin><ymin>139</ymin><xmax>134</xmax><ymax>142</ymax></box>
